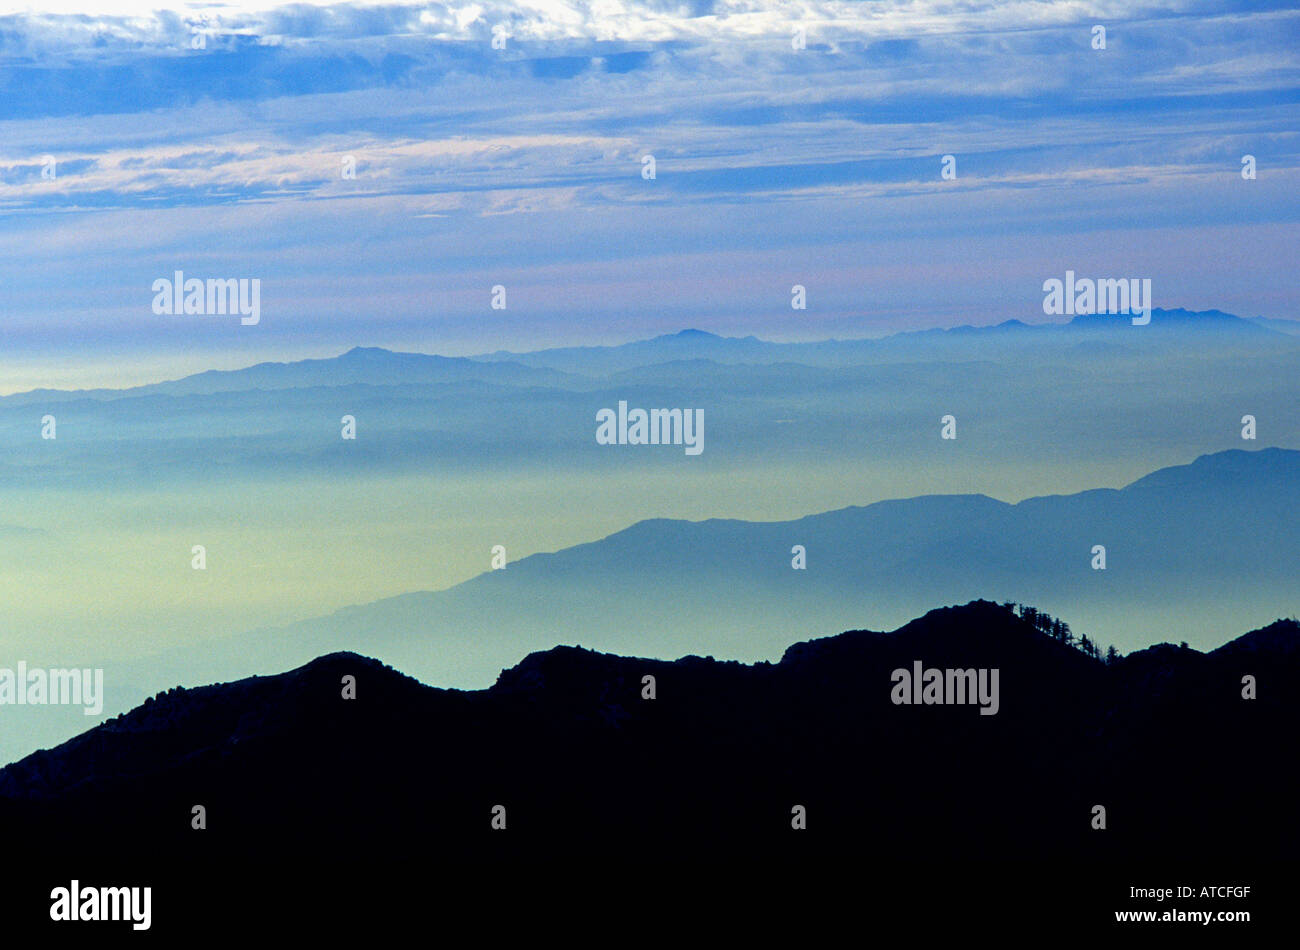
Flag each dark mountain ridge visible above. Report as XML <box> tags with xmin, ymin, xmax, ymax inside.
<box><xmin>2</xmin><ymin>601</ymin><xmax>1294</xmax><ymax>868</ymax></box>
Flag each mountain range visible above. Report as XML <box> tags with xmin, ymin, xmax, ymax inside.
<box><xmin>131</xmin><ymin>445</ymin><xmax>1298</xmax><ymax>691</ymax></box>
<box><xmin>3</xmin><ymin>445</ymin><xmax>1294</xmax><ymax>768</ymax></box>
<box><xmin>1</xmin><ymin>308</ymin><xmax>1294</xmax><ymax>771</ymax></box>
<box><xmin>5</xmin><ymin>308</ymin><xmax>1295</xmax><ymax>407</ymax></box>
<box><xmin>4</xmin><ymin>600</ymin><xmax>1294</xmax><ymax>864</ymax></box>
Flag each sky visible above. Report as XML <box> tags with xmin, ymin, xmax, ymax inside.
<box><xmin>1</xmin><ymin>0</ymin><xmax>1298</xmax><ymax>392</ymax></box>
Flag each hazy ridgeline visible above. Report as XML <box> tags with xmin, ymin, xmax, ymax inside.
<box><xmin>0</xmin><ymin>309</ymin><xmax>1296</xmax><ymax>763</ymax></box>
<box><xmin>6</xmin><ymin>603</ymin><xmax>1296</xmax><ymax>869</ymax></box>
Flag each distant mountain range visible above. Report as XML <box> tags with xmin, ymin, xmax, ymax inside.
<box><xmin>3</xmin><ymin>308</ymin><xmax>1293</xmax><ymax>406</ymax></box>
<box><xmin>2</xmin><ymin>307</ymin><xmax>1295</xmax><ymax>494</ymax></box>
<box><xmin>477</xmin><ymin>308</ymin><xmax>1295</xmax><ymax>374</ymax></box>
<box><xmin>6</xmin><ymin>346</ymin><xmax>580</xmax><ymax>405</ymax></box>
<box><xmin>3</xmin><ymin>600</ymin><xmax>1294</xmax><ymax>869</ymax></box>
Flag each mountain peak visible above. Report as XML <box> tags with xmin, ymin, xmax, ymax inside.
<box><xmin>1066</xmin><ymin>307</ymin><xmax>1266</xmax><ymax>332</ymax></box>
<box><xmin>1211</xmin><ymin>618</ymin><xmax>1300</xmax><ymax>658</ymax></box>
<box><xmin>1124</xmin><ymin>447</ymin><xmax>1298</xmax><ymax>491</ymax></box>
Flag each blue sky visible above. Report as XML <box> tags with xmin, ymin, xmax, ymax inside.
<box><xmin>1</xmin><ymin>0</ymin><xmax>1297</xmax><ymax>391</ymax></box>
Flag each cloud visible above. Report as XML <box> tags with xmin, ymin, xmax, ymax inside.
<box><xmin>0</xmin><ymin>0</ymin><xmax>1295</xmax><ymax>365</ymax></box>
<box><xmin>2</xmin><ymin>4</ymin><xmax>1296</xmax><ymax>212</ymax></box>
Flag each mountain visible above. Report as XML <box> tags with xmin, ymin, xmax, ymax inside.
<box><xmin>477</xmin><ymin>328</ymin><xmax>793</xmax><ymax>373</ymax></box>
<box><xmin>4</xmin><ymin>308</ymin><xmax>1287</xmax><ymax>410</ymax></box>
<box><xmin>1067</xmin><ymin>307</ymin><xmax>1274</xmax><ymax>334</ymax></box>
<box><xmin>3</xmin><ymin>600</ymin><xmax>1295</xmax><ymax>869</ymax></box>
<box><xmin>1</xmin><ymin>346</ymin><xmax>581</xmax><ymax>406</ymax></box>
<box><xmin>1212</xmin><ymin>618</ymin><xmax>1300</xmax><ymax>659</ymax></box>
<box><xmin>162</xmin><ymin>447</ymin><xmax>1296</xmax><ymax>691</ymax></box>
<box><xmin>3</xmin><ymin>446</ymin><xmax>1293</xmax><ymax>769</ymax></box>
<box><xmin>475</xmin><ymin>308</ymin><xmax>1291</xmax><ymax>373</ymax></box>
<box><xmin>3</xmin><ymin>309</ymin><xmax>1294</xmax><ymax>494</ymax></box>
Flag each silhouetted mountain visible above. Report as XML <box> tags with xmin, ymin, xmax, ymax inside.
<box><xmin>1212</xmin><ymin>618</ymin><xmax>1300</xmax><ymax>659</ymax></box>
<box><xmin>3</xmin><ymin>600</ymin><xmax>1295</xmax><ymax>870</ymax></box>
